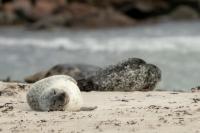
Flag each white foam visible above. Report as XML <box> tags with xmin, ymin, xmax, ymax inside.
<box><xmin>0</xmin><ymin>36</ymin><xmax>200</xmax><ymax>52</ymax></box>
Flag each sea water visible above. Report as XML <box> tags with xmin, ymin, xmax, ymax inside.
<box><xmin>0</xmin><ymin>21</ymin><xmax>200</xmax><ymax>91</ymax></box>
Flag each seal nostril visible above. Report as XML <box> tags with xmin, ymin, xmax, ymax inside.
<box><xmin>58</xmin><ymin>92</ymin><xmax>67</xmax><ymax>101</ymax></box>
<box><xmin>60</xmin><ymin>92</ymin><xmax>66</xmax><ymax>97</ymax></box>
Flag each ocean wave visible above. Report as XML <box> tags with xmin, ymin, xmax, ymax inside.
<box><xmin>0</xmin><ymin>36</ymin><xmax>200</xmax><ymax>52</ymax></box>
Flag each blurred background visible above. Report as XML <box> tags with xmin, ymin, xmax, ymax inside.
<box><xmin>0</xmin><ymin>0</ymin><xmax>200</xmax><ymax>91</ymax></box>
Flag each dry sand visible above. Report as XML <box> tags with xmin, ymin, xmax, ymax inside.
<box><xmin>0</xmin><ymin>82</ymin><xmax>200</xmax><ymax>133</ymax></box>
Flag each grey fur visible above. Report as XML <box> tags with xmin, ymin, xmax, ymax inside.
<box><xmin>79</xmin><ymin>58</ymin><xmax>161</xmax><ymax>91</ymax></box>
<box><xmin>27</xmin><ymin>75</ymin><xmax>78</xmax><ymax>111</ymax></box>
<box><xmin>27</xmin><ymin>75</ymin><xmax>97</xmax><ymax>111</ymax></box>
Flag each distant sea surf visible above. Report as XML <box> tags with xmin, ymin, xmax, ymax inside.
<box><xmin>0</xmin><ymin>21</ymin><xmax>200</xmax><ymax>92</ymax></box>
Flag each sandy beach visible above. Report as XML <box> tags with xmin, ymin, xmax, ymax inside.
<box><xmin>1</xmin><ymin>1</ymin><xmax>200</xmax><ymax>132</ymax></box>
<box><xmin>0</xmin><ymin>82</ymin><xmax>200</xmax><ymax>133</ymax></box>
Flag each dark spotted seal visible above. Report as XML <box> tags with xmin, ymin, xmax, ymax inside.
<box><xmin>79</xmin><ymin>58</ymin><xmax>161</xmax><ymax>91</ymax></box>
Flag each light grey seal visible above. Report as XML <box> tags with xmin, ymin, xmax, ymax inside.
<box><xmin>27</xmin><ymin>75</ymin><xmax>97</xmax><ymax>111</ymax></box>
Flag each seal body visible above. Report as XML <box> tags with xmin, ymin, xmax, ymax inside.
<box><xmin>27</xmin><ymin>75</ymin><xmax>83</xmax><ymax>111</ymax></box>
<box><xmin>80</xmin><ymin>58</ymin><xmax>161</xmax><ymax>91</ymax></box>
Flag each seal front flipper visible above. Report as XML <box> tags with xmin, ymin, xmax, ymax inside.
<box><xmin>80</xmin><ymin>106</ymin><xmax>97</xmax><ymax>111</ymax></box>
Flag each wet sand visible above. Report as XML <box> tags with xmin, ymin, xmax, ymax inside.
<box><xmin>0</xmin><ymin>82</ymin><xmax>200</xmax><ymax>133</ymax></box>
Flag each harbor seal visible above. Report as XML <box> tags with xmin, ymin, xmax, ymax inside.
<box><xmin>79</xmin><ymin>58</ymin><xmax>161</xmax><ymax>91</ymax></box>
<box><xmin>25</xmin><ymin>64</ymin><xmax>101</xmax><ymax>83</ymax></box>
<box><xmin>27</xmin><ymin>75</ymin><xmax>97</xmax><ymax>111</ymax></box>
<box><xmin>25</xmin><ymin>58</ymin><xmax>161</xmax><ymax>92</ymax></box>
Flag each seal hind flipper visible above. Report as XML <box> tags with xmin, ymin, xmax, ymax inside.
<box><xmin>80</xmin><ymin>106</ymin><xmax>97</xmax><ymax>111</ymax></box>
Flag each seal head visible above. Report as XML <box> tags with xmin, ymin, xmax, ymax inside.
<box><xmin>39</xmin><ymin>88</ymin><xmax>69</xmax><ymax>111</ymax></box>
<box><xmin>27</xmin><ymin>75</ymin><xmax>83</xmax><ymax>111</ymax></box>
